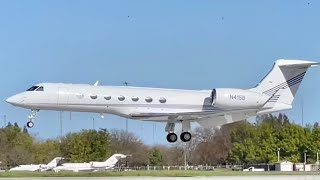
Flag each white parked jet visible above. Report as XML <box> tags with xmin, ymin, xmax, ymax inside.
<box><xmin>6</xmin><ymin>59</ymin><xmax>319</xmax><ymax>143</ymax></box>
<box><xmin>9</xmin><ymin>157</ymin><xmax>63</xmax><ymax>172</ymax></box>
<box><xmin>53</xmin><ymin>154</ymin><xmax>127</xmax><ymax>172</ymax></box>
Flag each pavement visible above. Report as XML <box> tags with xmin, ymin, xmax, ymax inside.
<box><xmin>2</xmin><ymin>176</ymin><xmax>320</xmax><ymax>180</ymax></box>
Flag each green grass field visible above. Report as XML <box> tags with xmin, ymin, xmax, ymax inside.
<box><xmin>1</xmin><ymin>170</ymin><xmax>320</xmax><ymax>178</ymax></box>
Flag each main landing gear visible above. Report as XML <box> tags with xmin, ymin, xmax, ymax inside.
<box><xmin>27</xmin><ymin>110</ymin><xmax>39</xmax><ymax>128</ymax></box>
<box><xmin>180</xmin><ymin>132</ymin><xmax>192</xmax><ymax>142</ymax></box>
<box><xmin>165</xmin><ymin>121</ymin><xmax>192</xmax><ymax>143</ymax></box>
<box><xmin>167</xmin><ymin>133</ymin><xmax>178</xmax><ymax>143</ymax></box>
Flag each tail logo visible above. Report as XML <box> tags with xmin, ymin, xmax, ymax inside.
<box><xmin>263</xmin><ymin>72</ymin><xmax>306</xmax><ymax>96</ymax></box>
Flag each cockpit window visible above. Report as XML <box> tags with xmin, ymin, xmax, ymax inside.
<box><xmin>26</xmin><ymin>86</ymin><xmax>39</xmax><ymax>91</ymax></box>
<box><xmin>36</xmin><ymin>86</ymin><xmax>44</xmax><ymax>91</ymax></box>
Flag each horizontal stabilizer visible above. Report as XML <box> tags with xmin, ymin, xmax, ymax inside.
<box><xmin>276</xmin><ymin>59</ymin><xmax>319</xmax><ymax>68</ymax></box>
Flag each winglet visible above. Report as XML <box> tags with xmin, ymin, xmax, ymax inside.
<box><xmin>94</xmin><ymin>81</ymin><xmax>99</xmax><ymax>86</ymax></box>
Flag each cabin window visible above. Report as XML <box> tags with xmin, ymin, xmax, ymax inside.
<box><xmin>36</xmin><ymin>86</ymin><xmax>44</xmax><ymax>91</ymax></box>
<box><xmin>132</xmin><ymin>97</ymin><xmax>139</xmax><ymax>102</ymax></box>
<box><xmin>104</xmin><ymin>96</ymin><xmax>111</xmax><ymax>100</ymax></box>
<box><xmin>26</xmin><ymin>86</ymin><xmax>39</xmax><ymax>91</ymax></box>
<box><xmin>145</xmin><ymin>97</ymin><xmax>153</xmax><ymax>103</ymax></box>
<box><xmin>118</xmin><ymin>95</ymin><xmax>125</xmax><ymax>101</ymax></box>
<box><xmin>90</xmin><ymin>95</ymin><xmax>98</xmax><ymax>99</ymax></box>
<box><xmin>159</xmin><ymin>97</ymin><xmax>166</xmax><ymax>103</ymax></box>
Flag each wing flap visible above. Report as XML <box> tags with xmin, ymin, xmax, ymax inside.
<box><xmin>197</xmin><ymin>113</ymin><xmax>249</xmax><ymax>129</ymax></box>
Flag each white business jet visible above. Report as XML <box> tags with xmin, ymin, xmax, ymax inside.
<box><xmin>6</xmin><ymin>59</ymin><xmax>319</xmax><ymax>143</ymax></box>
<box><xmin>9</xmin><ymin>157</ymin><xmax>63</xmax><ymax>172</ymax></box>
<box><xmin>53</xmin><ymin>154</ymin><xmax>127</xmax><ymax>172</ymax></box>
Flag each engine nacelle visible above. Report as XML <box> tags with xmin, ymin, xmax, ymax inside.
<box><xmin>211</xmin><ymin>88</ymin><xmax>269</xmax><ymax>109</ymax></box>
<box><xmin>90</xmin><ymin>162</ymin><xmax>107</xmax><ymax>168</ymax></box>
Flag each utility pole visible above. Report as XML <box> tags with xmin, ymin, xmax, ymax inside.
<box><xmin>153</xmin><ymin>123</ymin><xmax>155</xmax><ymax>144</ymax></box>
<box><xmin>317</xmin><ymin>151</ymin><xmax>319</xmax><ymax>165</ymax></box>
<box><xmin>123</xmin><ymin>81</ymin><xmax>129</xmax><ymax>133</ymax></box>
<box><xmin>126</xmin><ymin>119</ymin><xmax>128</xmax><ymax>133</ymax></box>
<box><xmin>92</xmin><ymin>118</ymin><xmax>95</xmax><ymax>129</ymax></box>
<box><xmin>184</xmin><ymin>143</ymin><xmax>187</xmax><ymax>170</ymax></box>
<box><xmin>301</xmin><ymin>97</ymin><xmax>304</xmax><ymax>127</ymax></box>
<box><xmin>304</xmin><ymin>150</ymin><xmax>308</xmax><ymax>171</ymax></box>
<box><xmin>60</xmin><ymin>111</ymin><xmax>63</xmax><ymax>138</ymax></box>
<box><xmin>277</xmin><ymin>148</ymin><xmax>281</xmax><ymax>162</ymax></box>
<box><xmin>140</xmin><ymin>122</ymin><xmax>143</xmax><ymax>139</ymax></box>
<box><xmin>3</xmin><ymin>115</ymin><xmax>6</xmax><ymax>128</ymax></box>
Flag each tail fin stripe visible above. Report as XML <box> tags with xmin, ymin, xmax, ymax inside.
<box><xmin>267</xmin><ymin>94</ymin><xmax>281</xmax><ymax>103</ymax></box>
<box><xmin>264</xmin><ymin>78</ymin><xmax>303</xmax><ymax>96</ymax></box>
<box><xmin>269</xmin><ymin>98</ymin><xmax>280</xmax><ymax>100</ymax></box>
<box><xmin>263</xmin><ymin>78</ymin><xmax>304</xmax><ymax>96</ymax></box>
<box><xmin>263</xmin><ymin>72</ymin><xmax>306</xmax><ymax>95</ymax></box>
<box><xmin>287</xmin><ymin>72</ymin><xmax>306</xmax><ymax>85</ymax></box>
<box><xmin>263</xmin><ymin>72</ymin><xmax>305</xmax><ymax>94</ymax></box>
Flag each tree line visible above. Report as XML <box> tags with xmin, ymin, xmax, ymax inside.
<box><xmin>0</xmin><ymin>113</ymin><xmax>319</xmax><ymax>169</ymax></box>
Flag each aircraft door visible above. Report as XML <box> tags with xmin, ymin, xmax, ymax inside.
<box><xmin>58</xmin><ymin>88</ymin><xmax>69</xmax><ymax>105</ymax></box>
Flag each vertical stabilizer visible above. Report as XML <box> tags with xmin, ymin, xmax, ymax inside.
<box><xmin>47</xmin><ymin>157</ymin><xmax>64</xmax><ymax>168</ymax></box>
<box><xmin>251</xmin><ymin>59</ymin><xmax>318</xmax><ymax>110</ymax></box>
<box><xmin>104</xmin><ymin>154</ymin><xmax>127</xmax><ymax>167</ymax></box>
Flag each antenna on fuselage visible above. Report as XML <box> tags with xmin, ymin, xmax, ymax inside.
<box><xmin>123</xmin><ymin>81</ymin><xmax>130</xmax><ymax>86</ymax></box>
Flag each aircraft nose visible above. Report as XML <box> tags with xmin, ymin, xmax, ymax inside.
<box><xmin>6</xmin><ymin>96</ymin><xmax>15</xmax><ymax>104</ymax></box>
<box><xmin>6</xmin><ymin>95</ymin><xmax>24</xmax><ymax>106</ymax></box>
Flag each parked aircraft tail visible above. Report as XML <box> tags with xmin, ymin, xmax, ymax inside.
<box><xmin>47</xmin><ymin>157</ymin><xmax>64</xmax><ymax>168</ymax></box>
<box><xmin>251</xmin><ymin>59</ymin><xmax>319</xmax><ymax>113</ymax></box>
<box><xmin>91</xmin><ymin>154</ymin><xmax>127</xmax><ymax>168</ymax></box>
<box><xmin>104</xmin><ymin>154</ymin><xmax>127</xmax><ymax>167</ymax></box>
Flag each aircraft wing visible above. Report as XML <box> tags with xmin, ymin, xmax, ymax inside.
<box><xmin>129</xmin><ymin>108</ymin><xmax>257</xmax><ymax>122</ymax></box>
<box><xmin>129</xmin><ymin>110</ymin><xmax>223</xmax><ymax>122</ymax></box>
<box><xmin>196</xmin><ymin>113</ymin><xmax>250</xmax><ymax>129</ymax></box>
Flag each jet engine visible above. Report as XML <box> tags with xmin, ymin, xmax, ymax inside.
<box><xmin>211</xmin><ymin>88</ymin><xmax>269</xmax><ymax>109</ymax></box>
<box><xmin>90</xmin><ymin>162</ymin><xmax>108</xmax><ymax>168</ymax></box>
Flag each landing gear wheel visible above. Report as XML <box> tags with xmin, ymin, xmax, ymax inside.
<box><xmin>166</xmin><ymin>133</ymin><xmax>178</xmax><ymax>143</ymax></box>
<box><xmin>26</xmin><ymin>110</ymin><xmax>39</xmax><ymax>128</ymax></box>
<box><xmin>27</xmin><ymin>121</ymin><xmax>34</xmax><ymax>128</ymax></box>
<box><xmin>180</xmin><ymin>132</ymin><xmax>192</xmax><ymax>142</ymax></box>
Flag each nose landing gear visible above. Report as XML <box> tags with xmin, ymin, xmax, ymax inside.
<box><xmin>27</xmin><ymin>121</ymin><xmax>34</xmax><ymax>128</ymax></box>
<box><xmin>27</xmin><ymin>110</ymin><xmax>39</xmax><ymax>128</ymax></box>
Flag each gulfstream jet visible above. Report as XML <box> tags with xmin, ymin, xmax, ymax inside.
<box><xmin>6</xmin><ymin>60</ymin><xmax>319</xmax><ymax>143</ymax></box>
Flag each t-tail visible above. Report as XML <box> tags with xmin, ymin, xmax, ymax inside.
<box><xmin>103</xmin><ymin>154</ymin><xmax>127</xmax><ymax>168</ymax></box>
<box><xmin>251</xmin><ymin>59</ymin><xmax>319</xmax><ymax>114</ymax></box>
<box><xmin>90</xmin><ymin>154</ymin><xmax>127</xmax><ymax>169</ymax></box>
<box><xmin>41</xmin><ymin>157</ymin><xmax>64</xmax><ymax>171</ymax></box>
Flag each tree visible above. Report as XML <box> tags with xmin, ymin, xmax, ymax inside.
<box><xmin>156</xmin><ymin>145</ymin><xmax>184</xmax><ymax>166</ymax></box>
<box><xmin>0</xmin><ymin>122</ymin><xmax>34</xmax><ymax>167</ymax></box>
<box><xmin>22</xmin><ymin>126</ymin><xmax>28</xmax><ymax>134</ymax></box>
<box><xmin>33</xmin><ymin>139</ymin><xmax>62</xmax><ymax>164</ymax></box>
<box><xmin>109</xmin><ymin>129</ymin><xmax>148</xmax><ymax>166</ymax></box>
<box><xmin>148</xmin><ymin>148</ymin><xmax>163</xmax><ymax>166</ymax></box>
<box><xmin>184</xmin><ymin>121</ymin><xmax>245</xmax><ymax>165</ymax></box>
<box><xmin>60</xmin><ymin>129</ymin><xmax>111</xmax><ymax>162</ymax></box>
<box><xmin>227</xmin><ymin>114</ymin><xmax>315</xmax><ymax>164</ymax></box>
